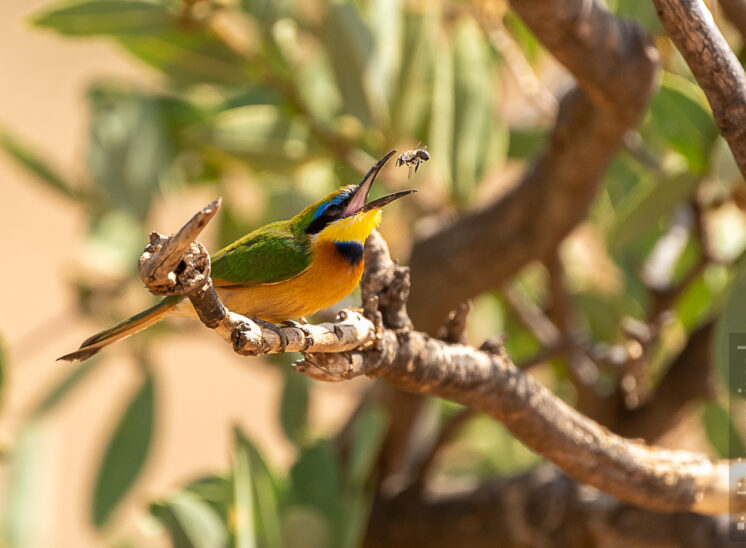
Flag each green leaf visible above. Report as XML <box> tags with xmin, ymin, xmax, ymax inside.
<box><xmin>233</xmin><ymin>427</ymin><xmax>283</xmax><ymax>548</ymax></box>
<box><xmin>367</xmin><ymin>0</ymin><xmax>403</xmax><ymax>108</ymax></box>
<box><xmin>607</xmin><ymin>173</ymin><xmax>700</xmax><ymax>255</ymax></box>
<box><xmin>451</xmin><ymin>17</ymin><xmax>494</xmax><ymax>203</ymax></box>
<box><xmin>92</xmin><ymin>371</ymin><xmax>156</xmax><ymax>528</ymax></box>
<box><xmin>346</xmin><ymin>405</ymin><xmax>387</xmax><ymax>487</ymax></box>
<box><xmin>233</xmin><ymin>429</ymin><xmax>256</xmax><ymax>548</ymax></box>
<box><xmin>198</xmin><ymin>105</ymin><xmax>312</xmax><ymax>169</ymax></box>
<box><xmin>646</xmin><ymin>72</ymin><xmax>719</xmax><ymax>174</ymax></box>
<box><xmin>32</xmin><ymin>359</ymin><xmax>101</xmax><ymax>419</ymax></box>
<box><xmin>572</xmin><ymin>291</ymin><xmax>627</xmax><ymax>343</ymax></box>
<box><xmin>339</xmin><ymin>405</ymin><xmax>389</xmax><ymax>548</ymax></box>
<box><xmin>428</xmin><ymin>25</ymin><xmax>454</xmax><ymax>192</ymax></box>
<box><xmin>32</xmin><ymin>0</ymin><xmax>171</xmax><ymax>36</ymax></box>
<box><xmin>289</xmin><ymin>441</ymin><xmax>339</xmax><ymax>526</ymax></box>
<box><xmin>675</xmin><ymin>274</ymin><xmax>713</xmax><ymax>331</ymax></box>
<box><xmin>702</xmin><ymin>401</ymin><xmax>746</xmax><ymax>458</ymax></box>
<box><xmin>391</xmin><ymin>11</ymin><xmax>434</xmax><ymax>137</ymax></box>
<box><xmin>4</xmin><ymin>425</ymin><xmax>46</xmax><ymax>548</ymax></box>
<box><xmin>118</xmin><ymin>30</ymin><xmax>253</xmax><ymax>85</ymax></box>
<box><xmin>184</xmin><ymin>475</ymin><xmax>233</xmax><ymax>518</ymax></box>
<box><xmin>280</xmin><ymin>370</ymin><xmax>309</xmax><ymax>446</ymax></box>
<box><xmin>714</xmin><ymin>258</ymin><xmax>746</xmax><ymax>394</ymax></box>
<box><xmin>319</xmin><ymin>2</ymin><xmax>376</xmax><ymax>124</ymax></box>
<box><xmin>87</xmin><ymin>86</ymin><xmax>175</xmax><ymax>220</ymax></box>
<box><xmin>339</xmin><ymin>491</ymin><xmax>369</xmax><ymax>548</ymax></box>
<box><xmin>0</xmin><ymin>129</ymin><xmax>80</xmax><ymax>200</ymax></box>
<box><xmin>507</xmin><ymin>127</ymin><xmax>546</xmax><ymax>160</ymax></box>
<box><xmin>151</xmin><ymin>493</ymin><xmax>229</xmax><ymax>548</ymax></box>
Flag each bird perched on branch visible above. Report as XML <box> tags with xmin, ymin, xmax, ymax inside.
<box><xmin>59</xmin><ymin>150</ymin><xmax>414</xmax><ymax>362</ymax></box>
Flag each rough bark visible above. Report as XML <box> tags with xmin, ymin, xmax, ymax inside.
<box><xmin>365</xmin><ymin>467</ymin><xmax>730</xmax><ymax>548</ymax></box>
<box><xmin>136</xmin><ymin>208</ymin><xmax>741</xmax><ymax>516</ymax></box>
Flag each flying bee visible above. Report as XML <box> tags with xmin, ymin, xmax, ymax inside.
<box><xmin>396</xmin><ymin>144</ymin><xmax>430</xmax><ymax>178</ymax></box>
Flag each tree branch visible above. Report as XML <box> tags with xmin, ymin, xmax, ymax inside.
<box><xmin>136</xmin><ymin>204</ymin><xmax>742</xmax><ymax>515</ymax></box>
<box><xmin>365</xmin><ymin>466</ymin><xmax>730</xmax><ymax>548</ymax></box>
<box><xmin>653</xmin><ymin>0</ymin><xmax>746</xmax><ymax>178</ymax></box>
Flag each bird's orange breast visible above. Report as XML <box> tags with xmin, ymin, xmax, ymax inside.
<box><xmin>204</xmin><ymin>240</ymin><xmax>365</xmax><ymax>322</ymax></box>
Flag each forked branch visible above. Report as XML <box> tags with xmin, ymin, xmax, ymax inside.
<box><xmin>137</xmin><ymin>201</ymin><xmax>743</xmax><ymax>516</ymax></box>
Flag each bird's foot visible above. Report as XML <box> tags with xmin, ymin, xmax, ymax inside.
<box><xmin>281</xmin><ymin>319</ymin><xmax>315</xmax><ymax>351</ymax></box>
<box><xmin>252</xmin><ymin>318</ymin><xmax>289</xmax><ymax>352</ymax></box>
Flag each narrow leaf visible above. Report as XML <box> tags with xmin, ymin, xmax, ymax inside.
<box><xmin>0</xmin><ymin>129</ymin><xmax>79</xmax><ymax>199</ymax></box>
<box><xmin>451</xmin><ymin>17</ymin><xmax>493</xmax><ymax>203</ymax></box>
<box><xmin>151</xmin><ymin>493</ymin><xmax>228</xmax><ymax>548</ymax></box>
<box><xmin>32</xmin><ymin>0</ymin><xmax>171</xmax><ymax>36</ymax></box>
<box><xmin>392</xmin><ymin>11</ymin><xmax>434</xmax><ymax>136</ymax></box>
<box><xmin>233</xmin><ymin>427</ymin><xmax>283</xmax><ymax>548</ymax></box>
<box><xmin>198</xmin><ymin>105</ymin><xmax>312</xmax><ymax>169</ymax></box>
<box><xmin>646</xmin><ymin>72</ymin><xmax>719</xmax><ymax>174</ymax></box>
<box><xmin>232</xmin><ymin>429</ymin><xmax>256</xmax><ymax>548</ymax></box>
<box><xmin>87</xmin><ymin>86</ymin><xmax>174</xmax><ymax>220</ymax></box>
<box><xmin>4</xmin><ymin>425</ymin><xmax>46</xmax><ymax>548</ymax></box>
<box><xmin>32</xmin><ymin>359</ymin><xmax>100</xmax><ymax>419</ymax></box>
<box><xmin>92</xmin><ymin>371</ymin><xmax>155</xmax><ymax>528</ymax></box>
<box><xmin>319</xmin><ymin>3</ymin><xmax>375</xmax><ymax>124</ymax></box>
<box><xmin>289</xmin><ymin>441</ymin><xmax>339</xmax><ymax>526</ymax></box>
<box><xmin>280</xmin><ymin>370</ymin><xmax>309</xmax><ymax>446</ymax></box>
<box><xmin>607</xmin><ymin>173</ymin><xmax>700</xmax><ymax>255</ymax></box>
<box><xmin>118</xmin><ymin>30</ymin><xmax>252</xmax><ymax>86</ymax></box>
<box><xmin>347</xmin><ymin>405</ymin><xmax>388</xmax><ymax>487</ymax></box>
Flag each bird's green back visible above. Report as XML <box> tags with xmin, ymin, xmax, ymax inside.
<box><xmin>210</xmin><ymin>219</ymin><xmax>311</xmax><ymax>286</ymax></box>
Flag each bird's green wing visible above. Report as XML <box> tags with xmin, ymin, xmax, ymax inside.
<box><xmin>210</xmin><ymin>221</ymin><xmax>311</xmax><ymax>287</ymax></box>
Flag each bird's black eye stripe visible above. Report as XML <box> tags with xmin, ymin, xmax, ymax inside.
<box><xmin>305</xmin><ymin>201</ymin><xmax>347</xmax><ymax>234</ymax></box>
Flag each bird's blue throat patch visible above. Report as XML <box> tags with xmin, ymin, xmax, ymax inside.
<box><xmin>334</xmin><ymin>241</ymin><xmax>364</xmax><ymax>266</ymax></box>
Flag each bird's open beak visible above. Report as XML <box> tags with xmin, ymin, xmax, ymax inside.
<box><xmin>344</xmin><ymin>149</ymin><xmax>416</xmax><ymax>216</ymax></box>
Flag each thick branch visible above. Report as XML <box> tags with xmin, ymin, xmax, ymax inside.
<box><xmin>653</xmin><ymin>0</ymin><xmax>746</xmax><ymax>178</ymax></box>
<box><xmin>365</xmin><ymin>466</ymin><xmax>729</xmax><ymax>548</ymax></box>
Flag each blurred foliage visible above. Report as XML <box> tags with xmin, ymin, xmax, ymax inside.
<box><xmin>92</xmin><ymin>370</ymin><xmax>156</xmax><ymax>527</ymax></box>
<box><xmin>1</xmin><ymin>0</ymin><xmax>745</xmax><ymax>545</ymax></box>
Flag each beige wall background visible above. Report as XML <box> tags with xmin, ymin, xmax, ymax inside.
<box><xmin>0</xmin><ymin>2</ymin><xmax>364</xmax><ymax>545</ymax></box>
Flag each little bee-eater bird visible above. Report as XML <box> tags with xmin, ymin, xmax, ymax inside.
<box><xmin>59</xmin><ymin>150</ymin><xmax>413</xmax><ymax>362</ymax></box>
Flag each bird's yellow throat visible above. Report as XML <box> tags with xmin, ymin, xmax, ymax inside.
<box><xmin>315</xmin><ymin>208</ymin><xmax>383</xmax><ymax>244</ymax></box>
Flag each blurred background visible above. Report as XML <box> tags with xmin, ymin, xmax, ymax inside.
<box><xmin>0</xmin><ymin>0</ymin><xmax>744</xmax><ymax>546</ymax></box>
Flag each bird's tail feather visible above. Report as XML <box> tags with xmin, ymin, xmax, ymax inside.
<box><xmin>57</xmin><ymin>296</ymin><xmax>181</xmax><ymax>362</ymax></box>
